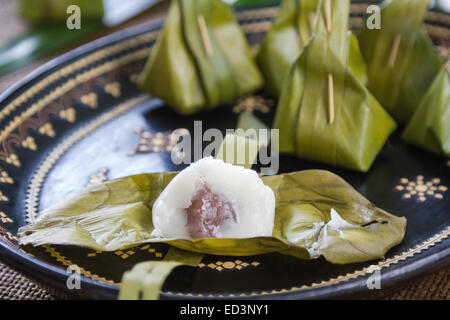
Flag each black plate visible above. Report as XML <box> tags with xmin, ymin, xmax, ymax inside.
<box><xmin>0</xmin><ymin>2</ymin><xmax>449</xmax><ymax>299</ymax></box>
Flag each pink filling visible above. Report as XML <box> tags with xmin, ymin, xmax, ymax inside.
<box><xmin>186</xmin><ymin>185</ymin><xmax>237</xmax><ymax>239</ymax></box>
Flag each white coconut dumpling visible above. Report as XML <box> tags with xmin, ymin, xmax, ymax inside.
<box><xmin>152</xmin><ymin>157</ymin><xmax>275</xmax><ymax>239</ymax></box>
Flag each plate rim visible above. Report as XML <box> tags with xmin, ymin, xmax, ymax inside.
<box><xmin>0</xmin><ymin>2</ymin><xmax>449</xmax><ymax>300</ymax></box>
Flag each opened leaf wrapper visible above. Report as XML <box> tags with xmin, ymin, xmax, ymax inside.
<box><xmin>358</xmin><ymin>0</ymin><xmax>444</xmax><ymax>123</ymax></box>
<box><xmin>138</xmin><ymin>0</ymin><xmax>263</xmax><ymax>114</ymax></box>
<box><xmin>19</xmin><ymin>159</ymin><xmax>405</xmax><ymax>265</ymax></box>
<box><xmin>256</xmin><ymin>0</ymin><xmax>366</xmax><ymax>97</ymax></box>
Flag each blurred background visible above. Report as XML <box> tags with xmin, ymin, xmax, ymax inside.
<box><xmin>0</xmin><ymin>0</ymin><xmax>449</xmax><ymax>94</ymax></box>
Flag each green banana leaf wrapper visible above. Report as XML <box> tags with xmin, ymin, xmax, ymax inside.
<box><xmin>119</xmin><ymin>247</ymin><xmax>203</xmax><ymax>300</ymax></box>
<box><xmin>138</xmin><ymin>0</ymin><xmax>264</xmax><ymax>114</ymax></box>
<box><xmin>274</xmin><ymin>32</ymin><xmax>397</xmax><ymax>172</ymax></box>
<box><xmin>236</xmin><ymin>111</ymin><xmax>271</xmax><ymax>147</ymax></box>
<box><xmin>358</xmin><ymin>0</ymin><xmax>444</xmax><ymax>123</ymax></box>
<box><xmin>21</xmin><ymin>0</ymin><xmax>104</xmax><ymax>23</ymax></box>
<box><xmin>256</xmin><ymin>0</ymin><xmax>366</xmax><ymax>97</ymax></box>
<box><xmin>216</xmin><ymin>111</ymin><xmax>271</xmax><ymax>168</ymax></box>
<box><xmin>402</xmin><ymin>66</ymin><xmax>450</xmax><ymax>156</ymax></box>
<box><xmin>18</xmin><ymin>169</ymin><xmax>405</xmax><ymax>264</ymax></box>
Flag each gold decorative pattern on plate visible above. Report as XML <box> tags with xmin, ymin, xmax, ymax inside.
<box><xmin>87</xmin><ymin>244</ymin><xmax>163</xmax><ymax>260</ymax></box>
<box><xmin>114</xmin><ymin>249</ymin><xmax>136</xmax><ymax>260</ymax></box>
<box><xmin>129</xmin><ymin>128</ymin><xmax>189</xmax><ymax>157</ymax></box>
<box><xmin>59</xmin><ymin>107</ymin><xmax>76</xmax><ymax>123</ymax></box>
<box><xmin>80</xmin><ymin>92</ymin><xmax>98</xmax><ymax>109</ymax></box>
<box><xmin>232</xmin><ymin>95</ymin><xmax>275</xmax><ymax>114</ymax></box>
<box><xmin>114</xmin><ymin>247</ymin><xmax>162</xmax><ymax>260</ymax></box>
<box><xmin>396</xmin><ymin>176</ymin><xmax>447</xmax><ymax>202</ymax></box>
<box><xmin>87</xmin><ymin>250</ymin><xmax>103</xmax><ymax>258</ymax></box>
<box><xmin>129</xmin><ymin>73</ymin><xmax>139</xmax><ymax>84</ymax></box>
<box><xmin>138</xmin><ymin>244</ymin><xmax>163</xmax><ymax>258</ymax></box>
<box><xmin>42</xmin><ymin>245</ymin><xmax>115</xmax><ymax>285</ymax></box>
<box><xmin>0</xmin><ymin>225</ymin><xmax>20</xmax><ymax>248</ymax></box>
<box><xmin>0</xmin><ymin>170</ymin><xmax>13</xmax><ymax>184</ymax></box>
<box><xmin>38</xmin><ymin>123</ymin><xmax>56</xmax><ymax>137</ymax></box>
<box><xmin>104</xmin><ymin>82</ymin><xmax>122</xmax><ymax>98</ymax></box>
<box><xmin>198</xmin><ymin>260</ymin><xmax>260</xmax><ymax>271</ymax></box>
<box><xmin>86</xmin><ymin>168</ymin><xmax>109</xmax><ymax>187</ymax></box>
<box><xmin>3</xmin><ymin>153</ymin><xmax>20</xmax><ymax>167</ymax></box>
<box><xmin>0</xmin><ymin>211</ymin><xmax>13</xmax><ymax>224</ymax></box>
<box><xmin>0</xmin><ymin>191</ymin><xmax>9</xmax><ymax>202</ymax></box>
<box><xmin>21</xmin><ymin>136</ymin><xmax>37</xmax><ymax>151</ymax></box>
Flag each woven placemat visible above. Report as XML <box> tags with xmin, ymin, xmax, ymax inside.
<box><xmin>1</xmin><ymin>260</ymin><xmax>449</xmax><ymax>300</ymax></box>
<box><xmin>0</xmin><ymin>0</ymin><xmax>448</xmax><ymax>300</ymax></box>
<box><xmin>0</xmin><ymin>262</ymin><xmax>55</xmax><ymax>300</ymax></box>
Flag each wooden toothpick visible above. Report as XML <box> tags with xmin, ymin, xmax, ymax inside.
<box><xmin>328</xmin><ymin>73</ymin><xmax>334</xmax><ymax>124</ymax></box>
<box><xmin>308</xmin><ymin>11</ymin><xmax>316</xmax><ymax>36</ymax></box>
<box><xmin>328</xmin><ymin>73</ymin><xmax>335</xmax><ymax>125</ymax></box>
<box><xmin>197</xmin><ymin>14</ymin><xmax>213</xmax><ymax>56</ymax></box>
<box><xmin>323</xmin><ymin>0</ymin><xmax>334</xmax><ymax>124</ymax></box>
<box><xmin>325</xmin><ymin>0</ymin><xmax>332</xmax><ymax>34</ymax></box>
<box><xmin>388</xmin><ymin>34</ymin><xmax>402</xmax><ymax>67</ymax></box>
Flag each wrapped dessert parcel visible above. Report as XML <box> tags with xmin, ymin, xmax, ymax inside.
<box><xmin>256</xmin><ymin>0</ymin><xmax>367</xmax><ymax>97</ymax></box>
<box><xmin>138</xmin><ymin>0</ymin><xmax>264</xmax><ymax>114</ymax></box>
<box><xmin>273</xmin><ymin>0</ymin><xmax>396</xmax><ymax>172</ymax></box>
<box><xmin>358</xmin><ymin>0</ymin><xmax>444</xmax><ymax>123</ymax></box>
<box><xmin>359</xmin><ymin>0</ymin><xmax>449</xmax><ymax>155</ymax></box>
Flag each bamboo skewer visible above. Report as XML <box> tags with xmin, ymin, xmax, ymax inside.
<box><xmin>328</xmin><ymin>73</ymin><xmax>335</xmax><ymax>125</ymax></box>
<box><xmin>325</xmin><ymin>0</ymin><xmax>334</xmax><ymax>125</ymax></box>
<box><xmin>325</xmin><ymin>0</ymin><xmax>332</xmax><ymax>34</ymax></box>
<box><xmin>308</xmin><ymin>11</ymin><xmax>316</xmax><ymax>36</ymax></box>
<box><xmin>197</xmin><ymin>14</ymin><xmax>213</xmax><ymax>57</ymax></box>
<box><xmin>388</xmin><ymin>34</ymin><xmax>402</xmax><ymax>67</ymax></box>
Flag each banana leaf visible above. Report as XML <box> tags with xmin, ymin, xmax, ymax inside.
<box><xmin>236</xmin><ymin>111</ymin><xmax>269</xmax><ymax>137</ymax></box>
<box><xmin>19</xmin><ymin>168</ymin><xmax>405</xmax><ymax>264</ymax></box>
<box><xmin>21</xmin><ymin>0</ymin><xmax>104</xmax><ymax>23</ymax></box>
<box><xmin>216</xmin><ymin>112</ymin><xmax>270</xmax><ymax>168</ymax></box>
<box><xmin>119</xmin><ymin>247</ymin><xmax>203</xmax><ymax>300</ymax></box>
<box><xmin>273</xmin><ymin>33</ymin><xmax>397</xmax><ymax>171</ymax></box>
<box><xmin>402</xmin><ymin>66</ymin><xmax>450</xmax><ymax>156</ymax></box>
<box><xmin>235</xmin><ymin>111</ymin><xmax>271</xmax><ymax>150</ymax></box>
<box><xmin>138</xmin><ymin>0</ymin><xmax>263</xmax><ymax>114</ymax></box>
<box><xmin>358</xmin><ymin>0</ymin><xmax>444</xmax><ymax>123</ymax></box>
<box><xmin>216</xmin><ymin>133</ymin><xmax>261</xmax><ymax>168</ymax></box>
<box><xmin>256</xmin><ymin>0</ymin><xmax>366</xmax><ymax>97</ymax></box>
